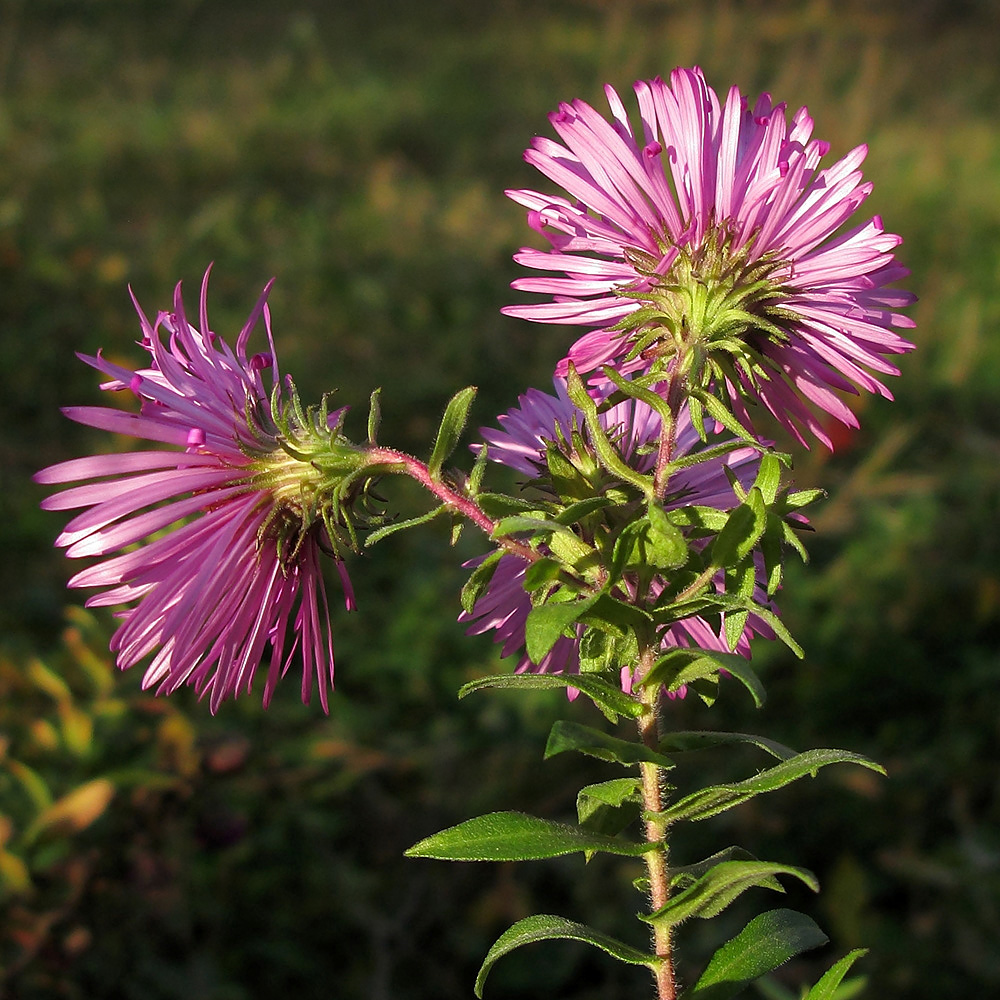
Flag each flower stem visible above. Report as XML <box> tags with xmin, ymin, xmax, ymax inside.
<box><xmin>638</xmin><ymin>646</ymin><xmax>676</xmax><ymax>1000</ymax></box>
<box><xmin>365</xmin><ymin>446</ymin><xmax>540</xmax><ymax>564</ymax></box>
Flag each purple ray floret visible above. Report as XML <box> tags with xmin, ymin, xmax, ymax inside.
<box><xmin>36</xmin><ymin>269</ymin><xmax>355</xmax><ymax>712</ymax></box>
<box><xmin>504</xmin><ymin>67</ymin><xmax>916</xmax><ymax>447</ymax></box>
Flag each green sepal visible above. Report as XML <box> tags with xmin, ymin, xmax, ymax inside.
<box><xmin>364</xmin><ymin>504</ymin><xmax>448</xmax><ymax>546</ymax></box>
<box><xmin>577</xmin><ymin>778</ymin><xmax>642</xmax><ymax>837</ymax></box>
<box><xmin>685</xmin><ymin>909</ymin><xmax>830</xmax><ymax>1000</ymax></box>
<box><xmin>428</xmin><ymin>385</ymin><xmax>477</xmax><ymax>479</ymax></box>
<box><xmin>545</xmin><ymin>720</ymin><xmax>674</xmax><ymax>769</ymax></box>
<box><xmin>657</xmin><ymin>731</ymin><xmax>796</xmax><ymax>761</ymax></box>
<box><xmin>460</xmin><ymin>550</ymin><xmax>504</xmax><ymax>614</ymax></box>
<box><xmin>644</xmin><ymin>860</ymin><xmax>818</xmax><ymax>930</ymax></box>
<box><xmin>525</xmin><ymin>593</ymin><xmax>600</xmax><ymax>663</ymax></box>
<box><xmin>457</xmin><ymin>673</ymin><xmax>643</xmax><ymax>723</ymax></box>
<box><xmin>474</xmin><ymin>914</ymin><xmax>658</xmax><ymax>997</ymax></box>
<box><xmin>802</xmin><ymin>949</ymin><xmax>869</xmax><ymax>1000</ymax></box>
<box><xmin>650</xmin><ymin>748</ymin><xmax>886</xmax><ymax>825</ymax></box>
<box><xmin>404</xmin><ymin>811</ymin><xmax>660</xmax><ymax>862</ymax></box>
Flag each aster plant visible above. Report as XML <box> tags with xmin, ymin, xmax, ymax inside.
<box><xmin>37</xmin><ymin>67</ymin><xmax>913</xmax><ymax>1000</ymax></box>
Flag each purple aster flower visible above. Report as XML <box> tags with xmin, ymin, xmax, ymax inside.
<box><xmin>504</xmin><ymin>67</ymin><xmax>915</xmax><ymax>448</ymax></box>
<box><xmin>460</xmin><ymin>378</ymin><xmax>774</xmax><ymax>694</ymax></box>
<box><xmin>35</xmin><ymin>270</ymin><xmax>363</xmax><ymax>712</ymax></box>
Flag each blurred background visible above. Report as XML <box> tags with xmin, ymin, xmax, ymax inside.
<box><xmin>2</xmin><ymin>0</ymin><xmax>999</xmax><ymax>997</ymax></box>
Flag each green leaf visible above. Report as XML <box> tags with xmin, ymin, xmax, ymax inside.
<box><xmin>565</xmin><ymin>365</ymin><xmax>653</xmax><ymax>495</ymax></box>
<box><xmin>525</xmin><ymin>594</ymin><xmax>599</xmax><ymax>663</ymax></box>
<box><xmin>785</xmin><ymin>488</ymin><xmax>826</xmax><ymax>510</ymax></box>
<box><xmin>404</xmin><ymin>811</ymin><xmax>659</xmax><ymax>862</ymax></box>
<box><xmin>522</xmin><ymin>557</ymin><xmax>563</xmax><ymax>591</ymax></box>
<box><xmin>711</xmin><ymin>487</ymin><xmax>767</xmax><ymax>568</ymax></box>
<box><xmin>645</xmin><ymin>503</ymin><xmax>689</xmax><ymax>570</ymax></box>
<box><xmin>577</xmin><ymin>778</ymin><xmax>642</xmax><ymax>836</ymax></box>
<box><xmin>670</xmin><ymin>847</ymin><xmax>764</xmax><ymax>888</ymax></box>
<box><xmin>554</xmin><ymin>496</ymin><xmax>616</xmax><ymax>525</ymax></box>
<box><xmin>686</xmin><ymin>909</ymin><xmax>830</xmax><ymax>1000</ymax></box>
<box><xmin>460</xmin><ymin>550</ymin><xmax>504</xmax><ymax>614</ymax></box>
<box><xmin>657</xmin><ymin>731</ymin><xmax>796</xmax><ymax>761</ymax></box>
<box><xmin>366</xmin><ymin>387</ymin><xmax>382</xmax><ymax>444</ymax></box>
<box><xmin>753</xmin><ymin>452</ymin><xmax>786</xmax><ymax>505</ymax></box>
<box><xmin>474</xmin><ymin>914</ymin><xmax>657</xmax><ymax>997</ymax></box>
<box><xmin>365</xmin><ymin>505</ymin><xmax>447</xmax><ymax>546</ymax></box>
<box><xmin>545</xmin><ymin>720</ymin><xmax>674</xmax><ymax>769</ymax></box>
<box><xmin>476</xmin><ymin>493</ymin><xmax>543</xmax><ymax>518</ymax></box>
<box><xmin>428</xmin><ymin>385</ymin><xmax>477</xmax><ymax>479</ymax></box>
<box><xmin>652</xmin><ymin>749</ymin><xmax>886</xmax><ymax>825</ymax></box>
<box><xmin>803</xmin><ymin>950</ymin><xmax>869</xmax><ymax>1000</ymax></box>
<box><xmin>492</xmin><ymin>514</ymin><xmax>572</xmax><ymax>539</ymax></box>
<box><xmin>457</xmin><ymin>673</ymin><xmax>643</xmax><ymax>722</ymax></box>
<box><xmin>645</xmin><ymin>861</ymin><xmax>818</xmax><ymax>930</ymax></box>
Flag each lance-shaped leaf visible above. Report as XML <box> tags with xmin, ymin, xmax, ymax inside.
<box><xmin>460</xmin><ymin>550</ymin><xmax>504</xmax><ymax>614</ymax></box>
<box><xmin>404</xmin><ymin>811</ymin><xmax>659</xmax><ymax>862</ymax></box>
<box><xmin>365</xmin><ymin>505</ymin><xmax>448</xmax><ymax>546</ymax></box>
<box><xmin>366</xmin><ymin>387</ymin><xmax>382</xmax><ymax>444</ymax></box>
<box><xmin>651</xmin><ymin>749</ymin><xmax>886</xmax><ymax>825</ymax></box>
<box><xmin>644</xmin><ymin>860</ymin><xmax>818</xmax><ymax>931</ymax></box>
<box><xmin>546</xmin><ymin>720</ymin><xmax>674</xmax><ymax>769</ymax></box>
<box><xmin>577</xmin><ymin>778</ymin><xmax>642</xmax><ymax>836</ymax></box>
<box><xmin>658</xmin><ymin>731</ymin><xmax>796</xmax><ymax>761</ymax></box>
<box><xmin>686</xmin><ymin>909</ymin><xmax>830</xmax><ymax>1000</ymax></box>
<box><xmin>475</xmin><ymin>493</ymin><xmax>543</xmax><ymax>518</ymax></box>
<box><xmin>802</xmin><ymin>949</ymin><xmax>869</xmax><ymax>1000</ymax></box>
<box><xmin>710</xmin><ymin>487</ymin><xmax>767</xmax><ymax>568</ymax></box>
<box><xmin>525</xmin><ymin>593</ymin><xmax>600</xmax><ymax>662</ymax></box>
<box><xmin>475</xmin><ymin>914</ymin><xmax>658</xmax><ymax>997</ymax></box>
<box><xmin>428</xmin><ymin>385</ymin><xmax>477</xmax><ymax>479</ymax></box>
<box><xmin>458</xmin><ymin>673</ymin><xmax>643</xmax><ymax>723</ymax></box>
<box><xmin>641</xmin><ymin>649</ymin><xmax>766</xmax><ymax>708</ymax></box>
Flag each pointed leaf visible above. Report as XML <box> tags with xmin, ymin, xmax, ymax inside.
<box><xmin>458</xmin><ymin>673</ymin><xmax>643</xmax><ymax>722</ymax></box>
<box><xmin>658</xmin><ymin>731</ymin><xmax>796</xmax><ymax>761</ymax></box>
<box><xmin>577</xmin><ymin>778</ymin><xmax>642</xmax><ymax>836</ymax></box>
<box><xmin>687</xmin><ymin>909</ymin><xmax>829</xmax><ymax>1000</ymax></box>
<box><xmin>803</xmin><ymin>950</ymin><xmax>869</xmax><ymax>1000</ymax></box>
<box><xmin>645</xmin><ymin>861</ymin><xmax>818</xmax><ymax>930</ymax></box>
<box><xmin>460</xmin><ymin>550</ymin><xmax>504</xmax><ymax>614</ymax></box>
<box><xmin>404</xmin><ymin>811</ymin><xmax>659</xmax><ymax>862</ymax></box>
<box><xmin>367</xmin><ymin>387</ymin><xmax>382</xmax><ymax>444</ymax></box>
<box><xmin>475</xmin><ymin>914</ymin><xmax>657</xmax><ymax>997</ymax></box>
<box><xmin>546</xmin><ymin>720</ymin><xmax>674</xmax><ymax>769</ymax></box>
<box><xmin>525</xmin><ymin>594</ymin><xmax>599</xmax><ymax>663</ymax></box>
<box><xmin>652</xmin><ymin>749</ymin><xmax>886</xmax><ymax>825</ymax></box>
<box><xmin>365</xmin><ymin>505</ymin><xmax>448</xmax><ymax>546</ymax></box>
<box><xmin>428</xmin><ymin>386</ymin><xmax>477</xmax><ymax>479</ymax></box>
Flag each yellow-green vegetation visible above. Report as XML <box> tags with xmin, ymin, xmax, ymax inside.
<box><xmin>4</xmin><ymin>1</ymin><xmax>1000</xmax><ymax>997</ymax></box>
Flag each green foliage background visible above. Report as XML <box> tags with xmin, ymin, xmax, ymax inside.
<box><xmin>2</xmin><ymin>0</ymin><xmax>999</xmax><ymax>997</ymax></box>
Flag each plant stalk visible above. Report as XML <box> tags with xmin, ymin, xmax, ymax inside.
<box><xmin>638</xmin><ymin>647</ymin><xmax>676</xmax><ymax>1000</ymax></box>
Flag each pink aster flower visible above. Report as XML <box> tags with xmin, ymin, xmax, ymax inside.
<box><xmin>504</xmin><ymin>67</ymin><xmax>916</xmax><ymax>448</ymax></box>
<box><xmin>35</xmin><ymin>270</ymin><xmax>363</xmax><ymax>712</ymax></box>
<box><xmin>460</xmin><ymin>378</ymin><xmax>774</xmax><ymax>693</ymax></box>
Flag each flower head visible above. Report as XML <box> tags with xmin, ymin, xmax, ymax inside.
<box><xmin>461</xmin><ymin>378</ymin><xmax>774</xmax><ymax>693</ymax></box>
<box><xmin>35</xmin><ymin>270</ymin><xmax>366</xmax><ymax>712</ymax></box>
<box><xmin>504</xmin><ymin>67</ymin><xmax>915</xmax><ymax>447</ymax></box>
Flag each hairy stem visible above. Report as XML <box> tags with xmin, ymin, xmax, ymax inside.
<box><xmin>638</xmin><ymin>646</ymin><xmax>676</xmax><ymax>1000</ymax></box>
<box><xmin>365</xmin><ymin>446</ymin><xmax>540</xmax><ymax>564</ymax></box>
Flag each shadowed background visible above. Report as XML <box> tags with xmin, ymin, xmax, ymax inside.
<box><xmin>2</xmin><ymin>0</ymin><xmax>999</xmax><ymax>997</ymax></box>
